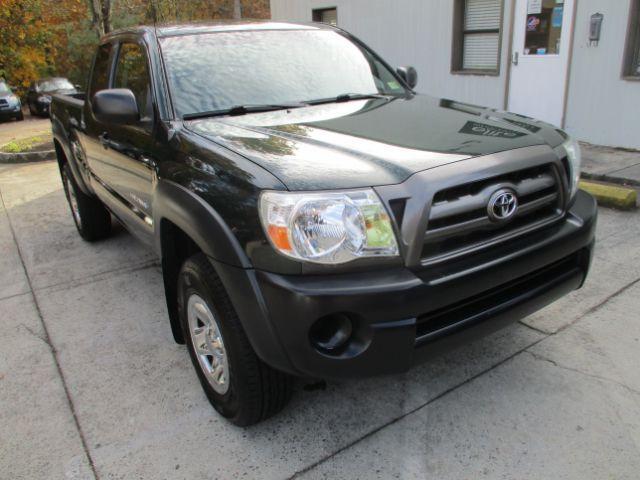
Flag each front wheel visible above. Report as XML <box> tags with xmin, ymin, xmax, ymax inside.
<box><xmin>178</xmin><ymin>253</ymin><xmax>293</xmax><ymax>426</ymax></box>
<box><xmin>15</xmin><ymin>111</ymin><xmax>24</xmax><ymax>121</ymax></box>
<box><xmin>61</xmin><ymin>163</ymin><xmax>111</xmax><ymax>241</ymax></box>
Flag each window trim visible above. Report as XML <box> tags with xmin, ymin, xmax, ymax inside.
<box><xmin>622</xmin><ymin>0</ymin><xmax>640</xmax><ymax>81</ymax></box>
<box><xmin>312</xmin><ymin>7</ymin><xmax>338</xmax><ymax>25</ymax></box>
<box><xmin>451</xmin><ymin>0</ymin><xmax>505</xmax><ymax>76</ymax></box>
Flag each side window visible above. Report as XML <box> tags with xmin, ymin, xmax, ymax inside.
<box><xmin>89</xmin><ymin>43</ymin><xmax>113</xmax><ymax>98</ymax></box>
<box><xmin>114</xmin><ymin>42</ymin><xmax>153</xmax><ymax>120</ymax></box>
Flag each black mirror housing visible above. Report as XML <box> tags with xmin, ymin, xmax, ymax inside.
<box><xmin>396</xmin><ymin>66</ymin><xmax>418</xmax><ymax>89</ymax></box>
<box><xmin>92</xmin><ymin>89</ymin><xmax>140</xmax><ymax>125</ymax></box>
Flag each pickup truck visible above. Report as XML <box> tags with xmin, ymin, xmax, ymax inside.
<box><xmin>51</xmin><ymin>21</ymin><xmax>597</xmax><ymax>426</ymax></box>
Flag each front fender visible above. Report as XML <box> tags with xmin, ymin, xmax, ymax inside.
<box><xmin>153</xmin><ymin>179</ymin><xmax>251</xmax><ymax>268</ymax></box>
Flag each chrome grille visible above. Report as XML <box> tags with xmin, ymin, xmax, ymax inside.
<box><xmin>422</xmin><ymin>164</ymin><xmax>563</xmax><ymax>263</ymax></box>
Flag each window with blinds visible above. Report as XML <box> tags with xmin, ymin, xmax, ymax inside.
<box><xmin>313</xmin><ymin>7</ymin><xmax>337</xmax><ymax>26</ymax></box>
<box><xmin>452</xmin><ymin>0</ymin><xmax>503</xmax><ymax>73</ymax></box>
<box><xmin>622</xmin><ymin>0</ymin><xmax>640</xmax><ymax>78</ymax></box>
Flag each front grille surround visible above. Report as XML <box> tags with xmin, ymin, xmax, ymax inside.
<box><xmin>373</xmin><ymin>145</ymin><xmax>572</xmax><ymax>269</ymax></box>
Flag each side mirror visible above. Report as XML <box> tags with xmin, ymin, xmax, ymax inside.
<box><xmin>396</xmin><ymin>66</ymin><xmax>418</xmax><ymax>89</ymax></box>
<box><xmin>92</xmin><ymin>89</ymin><xmax>139</xmax><ymax>125</ymax></box>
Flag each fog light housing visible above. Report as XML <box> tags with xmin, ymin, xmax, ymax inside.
<box><xmin>309</xmin><ymin>313</ymin><xmax>353</xmax><ymax>354</ymax></box>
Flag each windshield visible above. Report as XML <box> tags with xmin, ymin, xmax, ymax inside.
<box><xmin>0</xmin><ymin>81</ymin><xmax>10</xmax><ymax>94</ymax></box>
<box><xmin>160</xmin><ymin>29</ymin><xmax>408</xmax><ymax>117</ymax></box>
<box><xmin>39</xmin><ymin>78</ymin><xmax>74</xmax><ymax>92</ymax></box>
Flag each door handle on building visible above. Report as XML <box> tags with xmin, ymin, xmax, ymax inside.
<box><xmin>512</xmin><ymin>52</ymin><xmax>519</xmax><ymax>66</ymax></box>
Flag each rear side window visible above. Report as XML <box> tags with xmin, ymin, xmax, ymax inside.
<box><xmin>89</xmin><ymin>43</ymin><xmax>113</xmax><ymax>99</ymax></box>
<box><xmin>114</xmin><ymin>42</ymin><xmax>153</xmax><ymax>120</ymax></box>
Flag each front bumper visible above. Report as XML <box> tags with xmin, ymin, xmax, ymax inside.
<box><xmin>216</xmin><ymin>190</ymin><xmax>597</xmax><ymax>380</ymax></box>
<box><xmin>0</xmin><ymin>105</ymin><xmax>21</xmax><ymax>119</ymax></box>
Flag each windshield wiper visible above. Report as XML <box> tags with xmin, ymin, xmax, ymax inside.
<box><xmin>183</xmin><ymin>102</ymin><xmax>307</xmax><ymax>120</ymax></box>
<box><xmin>305</xmin><ymin>93</ymin><xmax>392</xmax><ymax>106</ymax></box>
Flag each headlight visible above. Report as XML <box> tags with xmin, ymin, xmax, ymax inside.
<box><xmin>8</xmin><ymin>94</ymin><xmax>19</xmax><ymax>104</ymax></box>
<box><xmin>38</xmin><ymin>95</ymin><xmax>52</xmax><ymax>103</ymax></box>
<box><xmin>562</xmin><ymin>137</ymin><xmax>582</xmax><ymax>199</ymax></box>
<box><xmin>259</xmin><ymin>189</ymin><xmax>398</xmax><ymax>264</ymax></box>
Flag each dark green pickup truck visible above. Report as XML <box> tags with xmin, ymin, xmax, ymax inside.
<box><xmin>50</xmin><ymin>21</ymin><xmax>596</xmax><ymax>426</ymax></box>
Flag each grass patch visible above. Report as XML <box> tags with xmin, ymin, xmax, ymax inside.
<box><xmin>0</xmin><ymin>136</ymin><xmax>50</xmax><ymax>153</ymax></box>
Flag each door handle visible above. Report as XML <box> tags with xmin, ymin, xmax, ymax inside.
<box><xmin>139</xmin><ymin>155</ymin><xmax>156</xmax><ymax>169</ymax></box>
<box><xmin>512</xmin><ymin>52</ymin><xmax>519</xmax><ymax>66</ymax></box>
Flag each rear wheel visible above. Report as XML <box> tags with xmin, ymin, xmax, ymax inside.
<box><xmin>61</xmin><ymin>163</ymin><xmax>111</xmax><ymax>241</ymax></box>
<box><xmin>16</xmin><ymin>111</ymin><xmax>24</xmax><ymax>121</ymax></box>
<box><xmin>178</xmin><ymin>253</ymin><xmax>293</xmax><ymax>426</ymax></box>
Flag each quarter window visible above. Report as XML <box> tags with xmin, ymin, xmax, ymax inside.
<box><xmin>452</xmin><ymin>0</ymin><xmax>503</xmax><ymax>74</ymax></box>
<box><xmin>114</xmin><ymin>43</ymin><xmax>153</xmax><ymax>119</ymax></box>
<box><xmin>313</xmin><ymin>7</ymin><xmax>337</xmax><ymax>26</ymax></box>
<box><xmin>623</xmin><ymin>0</ymin><xmax>640</xmax><ymax>78</ymax></box>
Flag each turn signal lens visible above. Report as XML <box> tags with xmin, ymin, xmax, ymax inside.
<box><xmin>259</xmin><ymin>189</ymin><xmax>399</xmax><ymax>264</ymax></box>
<box><xmin>563</xmin><ymin>137</ymin><xmax>582</xmax><ymax>199</ymax></box>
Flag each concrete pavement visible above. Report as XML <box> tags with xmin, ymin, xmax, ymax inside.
<box><xmin>0</xmin><ymin>116</ymin><xmax>51</xmax><ymax>146</ymax></box>
<box><xmin>0</xmin><ymin>160</ymin><xmax>639</xmax><ymax>480</ymax></box>
<box><xmin>581</xmin><ymin>143</ymin><xmax>640</xmax><ymax>186</ymax></box>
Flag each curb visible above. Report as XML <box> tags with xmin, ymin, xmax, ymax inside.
<box><xmin>0</xmin><ymin>149</ymin><xmax>56</xmax><ymax>164</ymax></box>
<box><xmin>579</xmin><ymin>180</ymin><xmax>637</xmax><ymax>211</ymax></box>
<box><xmin>581</xmin><ymin>172</ymin><xmax>640</xmax><ymax>188</ymax></box>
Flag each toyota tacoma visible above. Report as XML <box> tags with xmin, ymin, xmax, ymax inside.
<box><xmin>50</xmin><ymin>21</ymin><xmax>597</xmax><ymax>426</ymax></box>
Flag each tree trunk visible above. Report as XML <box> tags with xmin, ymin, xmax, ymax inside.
<box><xmin>101</xmin><ymin>0</ymin><xmax>111</xmax><ymax>34</ymax></box>
<box><xmin>233</xmin><ymin>0</ymin><xmax>242</xmax><ymax>19</ymax></box>
<box><xmin>86</xmin><ymin>0</ymin><xmax>111</xmax><ymax>37</ymax></box>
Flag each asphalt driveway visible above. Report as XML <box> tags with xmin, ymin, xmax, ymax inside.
<box><xmin>1</xmin><ymin>159</ymin><xmax>639</xmax><ymax>479</ymax></box>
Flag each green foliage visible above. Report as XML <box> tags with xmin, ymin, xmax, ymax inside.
<box><xmin>1</xmin><ymin>136</ymin><xmax>49</xmax><ymax>153</ymax></box>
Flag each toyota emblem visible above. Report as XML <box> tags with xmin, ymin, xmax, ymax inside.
<box><xmin>487</xmin><ymin>189</ymin><xmax>518</xmax><ymax>222</ymax></box>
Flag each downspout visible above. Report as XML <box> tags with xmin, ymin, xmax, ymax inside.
<box><xmin>561</xmin><ymin>0</ymin><xmax>579</xmax><ymax>129</ymax></box>
<box><xmin>503</xmin><ymin>0</ymin><xmax>517</xmax><ymax>110</ymax></box>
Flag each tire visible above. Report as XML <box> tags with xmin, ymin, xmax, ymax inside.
<box><xmin>61</xmin><ymin>163</ymin><xmax>111</xmax><ymax>241</ymax></box>
<box><xmin>178</xmin><ymin>253</ymin><xmax>293</xmax><ymax>426</ymax></box>
<box><xmin>15</xmin><ymin>111</ymin><xmax>24</xmax><ymax>121</ymax></box>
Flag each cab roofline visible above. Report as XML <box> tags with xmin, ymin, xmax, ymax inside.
<box><xmin>101</xmin><ymin>21</ymin><xmax>329</xmax><ymax>42</ymax></box>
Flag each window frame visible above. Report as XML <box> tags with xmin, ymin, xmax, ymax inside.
<box><xmin>113</xmin><ymin>40</ymin><xmax>154</xmax><ymax>120</ymax></box>
<box><xmin>622</xmin><ymin>0</ymin><xmax>640</xmax><ymax>81</ymax></box>
<box><xmin>451</xmin><ymin>0</ymin><xmax>505</xmax><ymax>76</ymax></box>
<box><xmin>88</xmin><ymin>41</ymin><xmax>116</xmax><ymax>102</ymax></box>
<box><xmin>312</xmin><ymin>7</ymin><xmax>338</xmax><ymax>26</ymax></box>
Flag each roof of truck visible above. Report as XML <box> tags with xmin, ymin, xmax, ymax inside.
<box><xmin>103</xmin><ymin>21</ymin><xmax>331</xmax><ymax>41</ymax></box>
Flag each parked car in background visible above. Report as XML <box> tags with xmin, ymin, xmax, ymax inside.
<box><xmin>27</xmin><ymin>77</ymin><xmax>77</xmax><ymax>117</ymax></box>
<box><xmin>0</xmin><ymin>80</ymin><xmax>23</xmax><ymax>122</ymax></box>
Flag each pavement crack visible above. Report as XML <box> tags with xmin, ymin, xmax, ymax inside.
<box><xmin>0</xmin><ymin>188</ymin><xmax>100</xmax><ymax>480</ymax></box>
<box><xmin>554</xmin><ymin>275</ymin><xmax>640</xmax><ymax>335</ymax></box>
<box><xmin>287</xmin><ymin>335</ymin><xmax>547</xmax><ymax>479</ymax></box>
<box><xmin>527</xmin><ymin>351</ymin><xmax>640</xmax><ymax>397</ymax></box>
<box><xmin>18</xmin><ymin>322</ymin><xmax>51</xmax><ymax>347</ymax></box>
<box><xmin>517</xmin><ymin>321</ymin><xmax>550</xmax><ymax>335</ymax></box>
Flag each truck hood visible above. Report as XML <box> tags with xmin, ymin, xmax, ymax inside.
<box><xmin>186</xmin><ymin>94</ymin><xmax>566</xmax><ymax>191</ymax></box>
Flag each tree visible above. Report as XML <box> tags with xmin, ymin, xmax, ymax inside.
<box><xmin>87</xmin><ymin>0</ymin><xmax>112</xmax><ymax>36</ymax></box>
<box><xmin>0</xmin><ymin>0</ymin><xmax>51</xmax><ymax>96</ymax></box>
<box><xmin>233</xmin><ymin>0</ymin><xmax>242</xmax><ymax>19</ymax></box>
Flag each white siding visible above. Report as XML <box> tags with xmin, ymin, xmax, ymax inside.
<box><xmin>270</xmin><ymin>0</ymin><xmax>511</xmax><ymax>109</ymax></box>
<box><xmin>564</xmin><ymin>0</ymin><xmax>640</xmax><ymax>149</ymax></box>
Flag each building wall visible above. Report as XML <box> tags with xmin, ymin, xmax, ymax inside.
<box><xmin>270</xmin><ymin>0</ymin><xmax>511</xmax><ymax>109</ymax></box>
<box><xmin>564</xmin><ymin>0</ymin><xmax>640</xmax><ymax>149</ymax></box>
